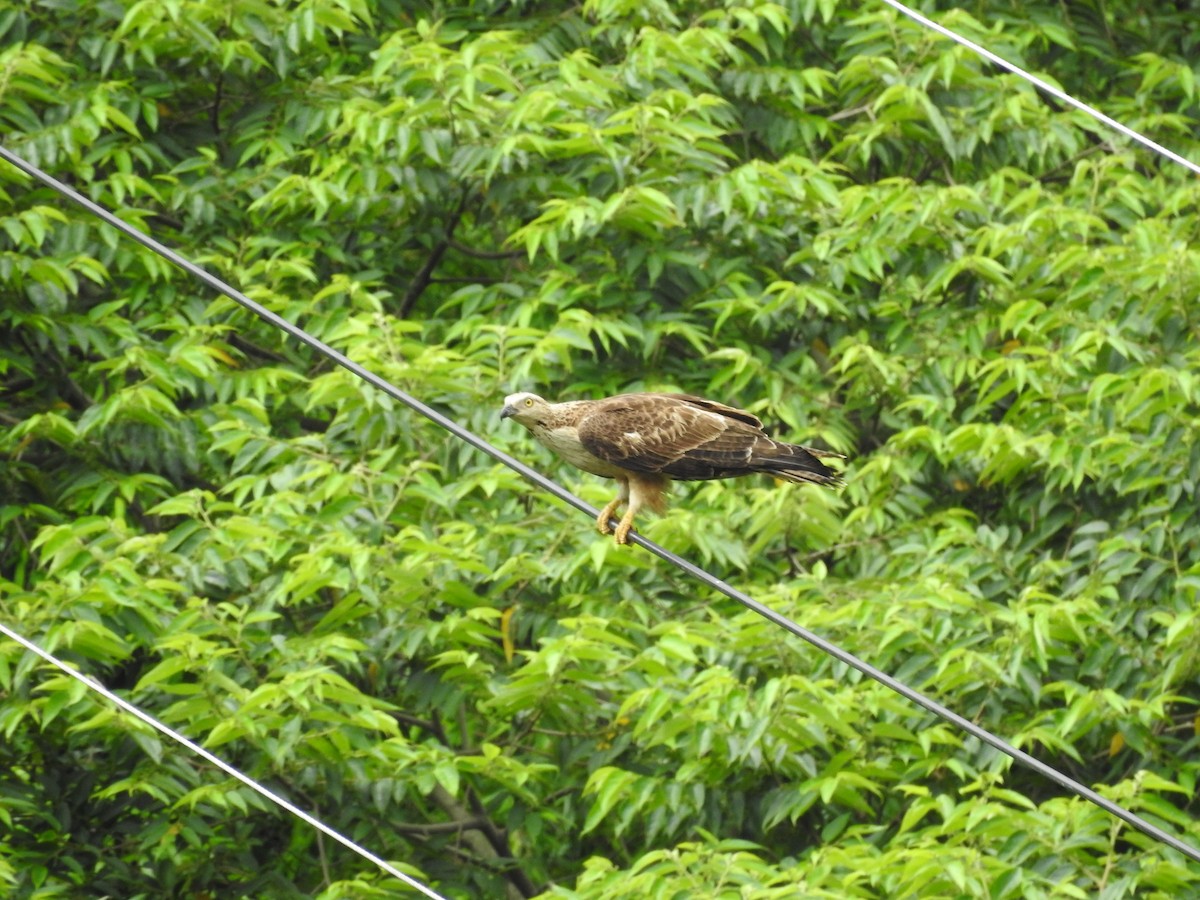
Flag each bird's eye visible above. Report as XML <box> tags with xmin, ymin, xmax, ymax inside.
<box><xmin>524</xmin><ymin>398</ymin><xmax>534</xmax><ymax>407</ymax></box>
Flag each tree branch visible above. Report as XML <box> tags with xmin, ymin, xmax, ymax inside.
<box><xmin>391</xmin><ymin>817</ymin><xmax>491</xmax><ymax>835</ymax></box>
<box><xmin>398</xmin><ymin>191</ymin><xmax>471</xmax><ymax>318</ymax></box>
<box><xmin>430</xmin><ymin>784</ymin><xmax>535</xmax><ymax>900</ymax></box>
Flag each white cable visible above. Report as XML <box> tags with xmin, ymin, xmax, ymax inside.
<box><xmin>0</xmin><ymin>621</ymin><xmax>448</xmax><ymax>900</ymax></box>
<box><xmin>879</xmin><ymin>0</ymin><xmax>1200</xmax><ymax>176</ymax></box>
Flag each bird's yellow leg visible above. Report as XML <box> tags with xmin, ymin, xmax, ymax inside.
<box><xmin>613</xmin><ymin>477</ymin><xmax>654</xmax><ymax>545</ymax></box>
<box><xmin>596</xmin><ymin>479</ymin><xmax>629</xmax><ymax>535</ymax></box>
<box><xmin>613</xmin><ymin>508</ymin><xmax>637</xmax><ymax>545</ymax></box>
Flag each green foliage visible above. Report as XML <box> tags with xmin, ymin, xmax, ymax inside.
<box><xmin>2</xmin><ymin>0</ymin><xmax>1200</xmax><ymax>896</ymax></box>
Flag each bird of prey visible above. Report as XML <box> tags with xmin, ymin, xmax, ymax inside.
<box><xmin>500</xmin><ymin>391</ymin><xmax>844</xmax><ymax>544</ymax></box>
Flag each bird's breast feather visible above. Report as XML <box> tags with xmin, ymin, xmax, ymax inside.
<box><xmin>533</xmin><ymin>424</ymin><xmax>627</xmax><ymax>478</ymax></box>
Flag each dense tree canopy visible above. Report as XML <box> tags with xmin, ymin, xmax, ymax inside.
<box><xmin>3</xmin><ymin>0</ymin><xmax>1200</xmax><ymax>896</ymax></box>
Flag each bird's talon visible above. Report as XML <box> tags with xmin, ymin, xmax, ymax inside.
<box><xmin>596</xmin><ymin>497</ymin><xmax>625</xmax><ymax>536</ymax></box>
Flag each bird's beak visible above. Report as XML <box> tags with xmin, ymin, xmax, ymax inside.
<box><xmin>500</xmin><ymin>404</ymin><xmax>516</xmax><ymax>420</ymax></box>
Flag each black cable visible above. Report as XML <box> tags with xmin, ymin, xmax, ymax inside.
<box><xmin>3</xmin><ymin>143</ymin><xmax>1198</xmax><ymax>865</ymax></box>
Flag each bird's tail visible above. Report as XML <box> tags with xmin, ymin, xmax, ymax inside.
<box><xmin>754</xmin><ymin>441</ymin><xmax>845</xmax><ymax>486</ymax></box>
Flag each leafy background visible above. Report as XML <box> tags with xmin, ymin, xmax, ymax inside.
<box><xmin>2</xmin><ymin>0</ymin><xmax>1200</xmax><ymax>896</ymax></box>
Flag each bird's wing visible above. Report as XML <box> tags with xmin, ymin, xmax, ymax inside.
<box><xmin>576</xmin><ymin>393</ymin><xmax>765</xmax><ymax>479</ymax></box>
<box><xmin>660</xmin><ymin>394</ymin><xmax>764</xmax><ymax>428</ymax></box>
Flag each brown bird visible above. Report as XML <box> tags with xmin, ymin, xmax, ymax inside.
<box><xmin>500</xmin><ymin>391</ymin><xmax>844</xmax><ymax>544</ymax></box>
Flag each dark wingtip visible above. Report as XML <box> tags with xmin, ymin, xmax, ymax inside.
<box><xmin>761</xmin><ymin>443</ymin><xmax>846</xmax><ymax>486</ymax></box>
<box><xmin>777</xmin><ymin>469</ymin><xmax>845</xmax><ymax>487</ymax></box>
<box><xmin>804</xmin><ymin>447</ymin><xmax>848</xmax><ymax>461</ymax></box>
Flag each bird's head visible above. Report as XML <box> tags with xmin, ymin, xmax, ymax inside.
<box><xmin>500</xmin><ymin>392</ymin><xmax>550</xmax><ymax>427</ymax></box>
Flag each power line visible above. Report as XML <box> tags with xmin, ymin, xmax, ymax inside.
<box><xmin>879</xmin><ymin>0</ymin><xmax>1200</xmax><ymax>176</ymax></box>
<box><xmin>0</xmin><ymin>621</ymin><xmax>448</xmax><ymax>900</ymax></box>
<box><xmin>3</xmin><ymin>143</ymin><xmax>1198</xmax><ymax>864</ymax></box>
